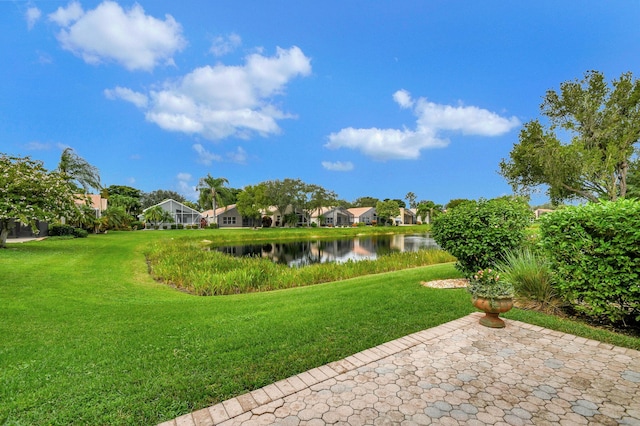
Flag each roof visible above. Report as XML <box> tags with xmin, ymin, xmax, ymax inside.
<box><xmin>142</xmin><ymin>198</ymin><xmax>201</xmax><ymax>215</ymax></box>
<box><xmin>202</xmin><ymin>204</ymin><xmax>237</xmax><ymax>218</ymax></box>
<box><xmin>348</xmin><ymin>207</ymin><xmax>375</xmax><ymax>217</ymax></box>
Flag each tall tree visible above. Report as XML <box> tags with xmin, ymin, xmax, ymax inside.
<box><xmin>376</xmin><ymin>200</ymin><xmax>400</xmax><ymax>226</ymax></box>
<box><xmin>57</xmin><ymin>147</ymin><xmax>102</xmax><ymax>193</ymax></box>
<box><xmin>627</xmin><ymin>149</ymin><xmax>640</xmax><ymax>199</ymax></box>
<box><xmin>405</xmin><ymin>192</ymin><xmax>417</xmax><ymax>209</ymax></box>
<box><xmin>197</xmin><ymin>175</ymin><xmax>232</xmax><ymax>225</ymax></box>
<box><xmin>352</xmin><ymin>196</ymin><xmax>379</xmax><ymax>207</ymax></box>
<box><xmin>236</xmin><ymin>183</ymin><xmax>268</xmax><ymax>225</ymax></box>
<box><xmin>299</xmin><ymin>184</ymin><xmax>337</xmax><ymax>227</ymax></box>
<box><xmin>263</xmin><ymin>178</ymin><xmax>303</xmax><ymax>227</ymax></box>
<box><xmin>1</xmin><ymin>154</ymin><xmax>78</xmax><ymax>248</ymax></box>
<box><xmin>500</xmin><ymin>71</ymin><xmax>640</xmax><ymax>203</ymax></box>
<box><xmin>384</xmin><ymin>198</ymin><xmax>406</xmax><ymax>209</ymax></box>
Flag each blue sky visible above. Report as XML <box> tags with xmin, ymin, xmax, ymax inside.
<box><xmin>2</xmin><ymin>1</ymin><xmax>639</xmax><ymax>206</ymax></box>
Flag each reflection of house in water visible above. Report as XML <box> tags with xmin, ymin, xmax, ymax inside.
<box><xmin>390</xmin><ymin>234</ymin><xmax>440</xmax><ymax>252</ymax></box>
<box><xmin>213</xmin><ymin>234</ymin><xmax>439</xmax><ymax>267</ymax></box>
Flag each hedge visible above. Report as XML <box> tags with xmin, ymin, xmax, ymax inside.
<box><xmin>540</xmin><ymin>199</ymin><xmax>640</xmax><ymax>324</ymax></box>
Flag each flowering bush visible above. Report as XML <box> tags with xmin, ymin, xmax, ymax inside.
<box><xmin>468</xmin><ymin>268</ymin><xmax>514</xmax><ymax>300</ymax></box>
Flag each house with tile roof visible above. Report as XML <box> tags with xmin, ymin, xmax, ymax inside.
<box><xmin>348</xmin><ymin>207</ymin><xmax>377</xmax><ymax>225</ymax></box>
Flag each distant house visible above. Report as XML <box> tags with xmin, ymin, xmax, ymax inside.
<box><xmin>75</xmin><ymin>193</ymin><xmax>108</xmax><ymax>219</ymax></box>
<box><xmin>6</xmin><ymin>219</ymin><xmax>48</xmax><ymax>239</ymax></box>
<box><xmin>9</xmin><ymin>193</ymin><xmax>107</xmax><ymax>239</ymax></box>
<box><xmin>534</xmin><ymin>208</ymin><xmax>554</xmax><ymax>219</ymax></box>
<box><xmin>202</xmin><ymin>204</ymin><xmax>263</xmax><ymax>228</ymax></box>
<box><xmin>311</xmin><ymin>207</ymin><xmax>354</xmax><ymax>227</ymax></box>
<box><xmin>410</xmin><ymin>208</ymin><xmax>430</xmax><ymax>224</ymax></box>
<box><xmin>348</xmin><ymin>207</ymin><xmax>377</xmax><ymax>225</ymax></box>
<box><xmin>395</xmin><ymin>208</ymin><xmax>416</xmax><ymax>225</ymax></box>
<box><xmin>140</xmin><ymin>199</ymin><xmax>201</xmax><ymax>227</ymax></box>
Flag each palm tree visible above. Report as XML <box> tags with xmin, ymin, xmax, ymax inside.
<box><xmin>142</xmin><ymin>206</ymin><xmax>174</xmax><ymax>229</ymax></box>
<box><xmin>57</xmin><ymin>147</ymin><xmax>102</xmax><ymax>193</ymax></box>
<box><xmin>198</xmin><ymin>175</ymin><xmax>231</xmax><ymax>227</ymax></box>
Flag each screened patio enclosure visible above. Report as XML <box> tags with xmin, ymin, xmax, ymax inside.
<box><xmin>141</xmin><ymin>199</ymin><xmax>202</xmax><ymax>227</ymax></box>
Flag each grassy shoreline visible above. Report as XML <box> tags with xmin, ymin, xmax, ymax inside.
<box><xmin>1</xmin><ymin>230</ymin><xmax>638</xmax><ymax>425</ymax></box>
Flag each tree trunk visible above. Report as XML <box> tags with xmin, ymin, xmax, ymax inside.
<box><xmin>0</xmin><ymin>221</ymin><xmax>10</xmax><ymax>249</ymax></box>
<box><xmin>211</xmin><ymin>190</ymin><xmax>217</xmax><ymax>227</ymax></box>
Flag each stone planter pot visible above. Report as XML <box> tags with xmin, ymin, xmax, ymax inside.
<box><xmin>472</xmin><ymin>297</ymin><xmax>514</xmax><ymax>328</ymax></box>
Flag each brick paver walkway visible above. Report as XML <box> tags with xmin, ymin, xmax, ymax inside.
<box><xmin>159</xmin><ymin>313</ymin><xmax>640</xmax><ymax>425</ymax></box>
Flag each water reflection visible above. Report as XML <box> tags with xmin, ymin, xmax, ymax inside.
<box><xmin>213</xmin><ymin>234</ymin><xmax>440</xmax><ymax>267</ymax></box>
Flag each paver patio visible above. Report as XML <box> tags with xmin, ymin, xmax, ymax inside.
<box><xmin>159</xmin><ymin>312</ymin><xmax>640</xmax><ymax>425</ymax></box>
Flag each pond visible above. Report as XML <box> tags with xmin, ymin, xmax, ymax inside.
<box><xmin>213</xmin><ymin>233</ymin><xmax>440</xmax><ymax>266</ymax></box>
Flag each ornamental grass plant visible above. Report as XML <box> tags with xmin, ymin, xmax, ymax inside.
<box><xmin>497</xmin><ymin>248</ymin><xmax>564</xmax><ymax>315</ymax></box>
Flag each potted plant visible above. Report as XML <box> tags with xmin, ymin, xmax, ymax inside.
<box><xmin>468</xmin><ymin>268</ymin><xmax>514</xmax><ymax>328</ymax></box>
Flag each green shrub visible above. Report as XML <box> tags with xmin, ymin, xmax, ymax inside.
<box><xmin>170</xmin><ymin>224</ymin><xmax>177</xmax><ymax>230</ymax></box>
<box><xmin>540</xmin><ymin>199</ymin><xmax>640</xmax><ymax>324</ymax></box>
<box><xmin>177</xmin><ymin>224</ymin><xmax>184</xmax><ymax>230</ymax></box>
<box><xmin>130</xmin><ymin>220</ymin><xmax>143</xmax><ymax>230</ymax></box>
<box><xmin>497</xmin><ymin>248</ymin><xmax>562</xmax><ymax>314</ymax></box>
<box><xmin>431</xmin><ymin>197</ymin><xmax>533</xmax><ymax>275</ymax></box>
<box><xmin>208</xmin><ymin>224</ymin><xmax>218</xmax><ymax>229</ymax></box>
<box><xmin>72</xmin><ymin>228</ymin><xmax>88</xmax><ymax>238</ymax></box>
<box><xmin>49</xmin><ymin>224</ymin><xmax>76</xmax><ymax>237</ymax></box>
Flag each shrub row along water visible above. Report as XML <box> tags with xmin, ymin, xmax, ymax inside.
<box><xmin>144</xmin><ymin>239</ymin><xmax>455</xmax><ymax>295</ymax></box>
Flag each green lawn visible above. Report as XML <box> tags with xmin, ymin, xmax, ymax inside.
<box><xmin>1</xmin><ymin>230</ymin><xmax>638</xmax><ymax>425</ymax></box>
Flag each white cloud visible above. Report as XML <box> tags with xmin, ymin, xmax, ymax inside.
<box><xmin>193</xmin><ymin>143</ymin><xmax>222</xmax><ymax>165</ymax></box>
<box><xmin>226</xmin><ymin>146</ymin><xmax>247</xmax><ymax>164</ymax></box>
<box><xmin>49</xmin><ymin>1</ymin><xmax>83</xmax><ymax>27</ymax></box>
<box><xmin>104</xmin><ymin>86</ymin><xmax>148</xmax><ymax>108</ymax></box>
<box><xmin>326</xmin><ymin>90</ymin><xmax>520</xmax><ymax>160</ymax></box>
<box><xmin>111</xmin><ymin>46</ymin><xmax>311</xmax><ymax>140</ymax></box>
<box><xmin>193</xmin><ymin>144</ymin><xmax>248</xmax><ymax>165</ymax></box>
<box><xmin>36</xmin><ymin>51</ymin><xmax>53</xmax><ymax>65</ymax></box>
<box><xmin>393</xmin><ymin>89</ymin><xmax>413</xmax><ymax>109</ymax></box>
<box><xmin>49</xmin><ymin>1</ymin><xmax>186</xmax><ymax>71</ymax></box>
<box><xmin>176</xmin><ymin>172</ymin><xmax>198</xmax><ymax>200</ymax></box>
<box><xmin>210</xmin><ymin>33</ymin><xmax>242</xmax><ymax>57</ymax></box>
<box><xmin>24</xmin><ymin>141</ymin><xmax>50</xmax><ymax>150</ymax></box>
<box><xmin>26</xmin><ymin>7</ymin><xmax>42</xmax><ymax>30</ymax></box>
<box><xmin>322</xmin><ymin>160</ymin><xmax>354</xmax><ymax>172</ymax></box>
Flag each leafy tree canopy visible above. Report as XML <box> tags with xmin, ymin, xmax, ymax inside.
<box><xmin>445</xmin><ymin>199</ymin><xmax>471</xmax><ymax>210</ymax></box>
<box><xmin>627</xmin><ymin>149</ymin><xmax>640</xmax><ymax>199</ymax></box>
<box><xmin>1</xmin><ymin>154</ymin><xmax>79</xmax><ymax>248</ymax></box>
<box><xmin>236</xmin><ymin>183</ymin><xmax>268</xmax><ymax>220</ymax></box>
<box><xmin>106</xmin><ymin>185</ymin><xmax>142</xmax><ymax>199</ymax></box>
<box><xmin>376</xmin><ymin>200</ymin><xmax>400</xmax><ymax>225</ymax></box>
<box><xmin>197</xmin><ymin>175</ymin><xmax>232</xmax><ymax>212</ymax></box>
<box><xmin>384</xmin><ymin>198</ymin><xmax>406</xmax><ymax>209</ymax></box>
<box><xmin>352</xmin><ymin>196</ymin><xmax>379</xmax><ymax>207</ymax></box>
<box><xmin>57</xmin><ymin>147</ymin><xmax>102</xmax><ymax>193</ymax></box>
<box><xmin>405</xmin><ymin>192</ymin><xmax>417</xmax><ymax>209</ymax></box>
<box><xmin>500</xmin><ymin>70</ymin><xmax>640</xmax><ymax>204</ymax></box>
